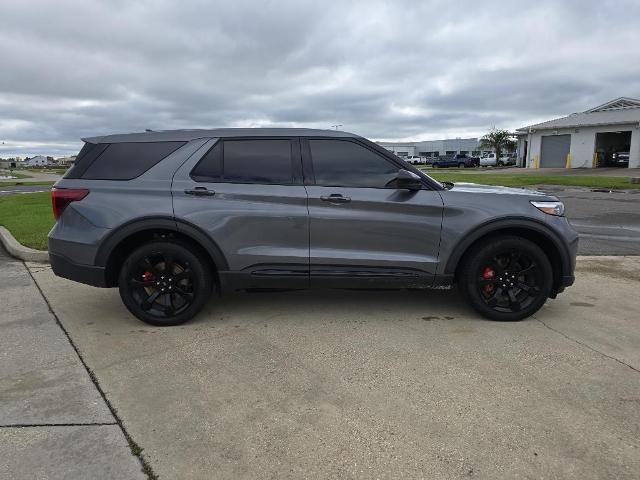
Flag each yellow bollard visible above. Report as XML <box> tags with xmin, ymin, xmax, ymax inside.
<box><xmin>533</xmin><ymin>155</ymin><xmax>539</xmax><ymax>169</ymax></box>
<box><xmin>565</xmin><ymin>153</ymin><xmax>572</xmax><ymax>169</ymax></box>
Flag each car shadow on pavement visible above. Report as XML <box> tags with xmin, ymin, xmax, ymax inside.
<box><xmin>195</xmin><ymin>288</ymin><xmax>478</xmax><ymax>327</ymax></box>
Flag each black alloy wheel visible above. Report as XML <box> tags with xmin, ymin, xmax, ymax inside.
<box><xmin>119</xmin><ymin>241</ymin><xmax>213</xmax><ymax>326</ymax></box>
<box><xmin>460</xmin><ymin>236</ymin><xmax>553</xmax><ymax>321</ymax></box>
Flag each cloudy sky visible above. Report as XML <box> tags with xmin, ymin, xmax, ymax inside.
<box><xmin>1</xmin><ymin>0</ymin><xmax>639</xmax><ymax>157</ymax></box>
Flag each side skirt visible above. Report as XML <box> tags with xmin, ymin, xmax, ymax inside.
<box><xmin>218</xmin><ymin>267</ymin><xmax>455</xmax><ymax>293</ymax></box>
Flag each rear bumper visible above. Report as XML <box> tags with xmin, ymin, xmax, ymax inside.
<box><xmin>49</xmin><ymin>252</ymin><xmax>107</xmax><ymax>287</ymax></box>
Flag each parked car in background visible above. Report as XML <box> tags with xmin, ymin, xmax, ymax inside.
<box><xmin>49</xmin><ymin>128</ymin><xmax>577</xmax><ymax>326</ymax></box>
<box><xmin>499</xmin><ymin>155</ymin><xmax>516</xmax><ymax>166</ymax></box>
<box><xmin>432</xmin><ymin>153</ymin><xmax>479</xmax><ymax>168</ymax></box>
<box><xmin>405</xmin><ymin>156</ymin><xmax>426</xmax><ymax>165</ymax></box>
<box><xmin>480</xmin><ymin>153</ymin><xmax>514</xmax><ymax>167</ymax></box>
<box><xmin>610</xmin><ymin>151</ymin><xmax>629</xmax><ymax>167</ymax></box>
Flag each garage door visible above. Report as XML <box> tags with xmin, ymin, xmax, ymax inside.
<box><xmin>540</xmin><ymin>135</ymin><xmax>571</xmax><ymax>167</ymax></box>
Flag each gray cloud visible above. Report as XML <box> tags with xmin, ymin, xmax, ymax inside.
<box><xmin>1</xmin><ymin>0</ymin><xmax>639</xmax><ymax>156</ymax></box>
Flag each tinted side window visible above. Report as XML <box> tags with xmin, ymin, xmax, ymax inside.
<box><xmin>191</xmin><ymin>141</ymin><xmax>222</xmax><ymax>181</ymax></box>
<box><xmin>224</xmin><ymin>140</ymin><xmax>292</xmax><ymax>184</ymax></box>
<box><xmin>309</xmin><ymin>139</ymin><xmax>399</xmax><ymax>188</ymax></box>
<box><xmin>191</xmin><ymin>139</ymin><xmax>293</xmax><ymax>184</ymax></box>
<box><xmin>64</xmin><ymin>142</ymin><xmax>109</xmax><ymax>179</ymax></box>
<box><xmin>81</xmin><ymin>141</ymin><xmax>185</xmax><ymax>180</ymax></box>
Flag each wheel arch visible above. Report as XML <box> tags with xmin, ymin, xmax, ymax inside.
<box><xmin>95</xmin><ymin>217</ymin><xmax>229</xmax><ymax>287</ymax></box>
<box><xmin>445</xmin><ymin>218</ymin><xmax>571</xmax><ymax>297</ymax></box>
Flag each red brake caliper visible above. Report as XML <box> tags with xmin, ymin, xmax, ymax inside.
<box><xmin>142</xmin><ymin>271</ymin><xmax>153</xmax><ymax>281</ymax></box>
<box><xmin>482</xmin><ymin>266</ymin><xmax>495</xmax><ymax>294</ymax></box>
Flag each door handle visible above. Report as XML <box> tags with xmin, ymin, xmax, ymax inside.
<box><xmin>320</xmin><ymin>194</ymin><xmax>351</xmax><ymax>203</ymax></box>
<box><xmin>184</xmin><ymin>187</ymin><xmax>215</xmax><ymax>197</ymax></box>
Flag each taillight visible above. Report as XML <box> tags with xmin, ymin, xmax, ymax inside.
<box><xmin>51</xmin><ymin>188</ymin><xmax>89</xmax><ymax>220</ymax></box>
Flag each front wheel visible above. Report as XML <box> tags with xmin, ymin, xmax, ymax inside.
<box><xmin>459</xmin><ymin>236</ymin><xmax>553</xmax><ymax>321</ymax></box>
<box><xmin>118</xmin><ymin>241</ymin><xmax>213</xmax><ymax>326</ymax></box>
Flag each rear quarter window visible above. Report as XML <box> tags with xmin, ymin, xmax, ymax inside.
<box><xmin>71</xmin><ymin>141</ymin><xmax>185</xmax><ymax>180</ymax></box>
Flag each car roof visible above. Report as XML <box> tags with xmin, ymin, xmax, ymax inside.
<box><xmin>82</xmin><ymin>128</ymin><xmax>361</xmax><ymax>144</ymax></box>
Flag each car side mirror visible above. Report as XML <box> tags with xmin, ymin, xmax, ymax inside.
<box><xmin>394</xmin><ymin>169</ymin><xmax>422</xmax><ymax>190</ymax></box>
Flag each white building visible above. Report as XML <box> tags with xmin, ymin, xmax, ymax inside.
<box><xmin>23</xmin><ymin>155</ymin><xmax>49</xmax><ymax>167</ymax></box>
<box><xmin>378</xmin><ymin>138</ymin><xmax>489</xmax><ymax>158</ymax></box>
<box><xmin>516</xmin><ymin>97</ymin><xmax>640</xmax><ymax>169</ymax></box>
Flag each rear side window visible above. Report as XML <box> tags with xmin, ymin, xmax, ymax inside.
<box><xmin>309</xmin><ymin>139</ymin><xmax>399</xmax><ymax>188</ymax></box>
<box><xmin>191</xmin><ymin>141</ymin><xmax>222</xmax><ymax>180</ymax></box>
<box><xmin>191</xmin><ymin>139</ymin><xmax>293</xmax><ymax>184</ymax></box>
<box><xmin>77</xmin><ymin>141</ymin><xmax>185</xmax><ymax>180</ymax></box>
<box><xmin>64</xmin><ymin>142</ymin><xmax>108</xmax><ymax>179</ymax></box>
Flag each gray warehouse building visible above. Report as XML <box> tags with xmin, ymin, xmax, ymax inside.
<box><xmin>378</xmin><ymin>138</ymin><xmax>488</xmax><ymax>158</ymax></box>
<box><xmin>516</xmin><ymin>97</ymin><xmax>640</xmax><ymax>169</ymax></box>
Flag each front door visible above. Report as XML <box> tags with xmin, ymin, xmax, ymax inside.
<box><xmin>303</xmin><ymin>138</ymin><xmax>444</xmax><ymax>288</ymax></box>
<box><xmin>172</xmin><ymin>137</ymin><xmax>309</xmax><ymax>289</ymax></box>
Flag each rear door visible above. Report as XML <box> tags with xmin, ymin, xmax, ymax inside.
<box><xmin>303</xmin><ymin>138</ymin><xmax>444</xmax><ymax>288</ymax></box>
<box><xmin>172</xmin><ymin>137</ymin><xmax>309</xmax><ymax>288</ymax></box>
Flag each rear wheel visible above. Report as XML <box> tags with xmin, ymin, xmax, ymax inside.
<box><xmin>118</xmin><ymin>241</ymin><xmax>213</xmax><ymax>326</ymax></box>
<box><xmin>459</xmin><ymin>236</ymin><xmax>553</xmax><ymax>321</ymax></box>
<box><xmin>458</xmin><ymin>162</ymin><xmax>465</xmax><ymax>168</ymax></box>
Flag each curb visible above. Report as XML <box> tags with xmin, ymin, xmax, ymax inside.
<box><xmin>0</xmin><ymin>226</ymin><xmax>49</xmax><ymax>263</ymax></box>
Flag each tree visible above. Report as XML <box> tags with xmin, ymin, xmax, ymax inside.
<box><xmin>479</xmin><ymin>129</ymin><xmax>516</xmax><ymax>163</ymax></box>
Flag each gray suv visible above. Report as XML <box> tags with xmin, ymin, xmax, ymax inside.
<box><xmin>49</xmin><ymin>129</ymin><xmax>577</xmax><ymax>326</ymax></box>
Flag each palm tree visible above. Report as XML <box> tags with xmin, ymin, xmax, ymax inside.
<box><xmin>479</xmin><ymin>129</ymin><xmax>516</xmax><ymax>164</ymax></box>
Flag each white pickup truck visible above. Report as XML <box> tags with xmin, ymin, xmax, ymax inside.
<box><xmin>405</xmin><ymin>156</ymin><xmax>427</xmax><ymax>165</ymax></box>
<box><xmin>480</xmin><ymin>153</ymin><xmax>515</xmax><ymax>167</ymax></box>
<box><xmin>480</xmin><ymin>153</ymin><xmax>498</xmax><ymax>166</ymax></box>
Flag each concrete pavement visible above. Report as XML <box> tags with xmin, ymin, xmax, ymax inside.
<box><xmin>0</xmin><ymin>247</ymin><xmax>146</xmax><ymax>480</ymax></box>
<box><xmin>26</xmin><ymin>256</ymin><xmax>640</xmax><ymax>480</ymax></box>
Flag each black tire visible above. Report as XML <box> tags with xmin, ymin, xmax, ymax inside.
<box><xmin>459</xmin><ymin>236</ymin><xmax>553</xmax><ymax>321</ymax></box>
<box><xmin>498</xmin><ymin>161</ymin><xmax>504</xmax><ymax>167</ymax></box>
<box><xmin>458</xmin><ymin>162</ymin><xmax>465</xmax><ymax>168</ymax></box>
<box><xmin>118</xmin><ymin>241</ymin><xmax>213</xmax><ymax>326</ymax></box>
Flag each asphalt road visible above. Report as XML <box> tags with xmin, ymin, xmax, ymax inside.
<box><xmin>0</xmin><ymin>184</ymin><xmax>50</xmax><ymax>195</ymax></box>
<box><xmin>547</xmin><ymin>187</ymin><xmax>640</xmax><ymax>255</ymax></box>
<box><xmin>470</xmin><ymin>166</ymin><xmax>640</xmax><ymax>176</ymax></box>
<box><xmin>25</xmin><ymin>256</ymin><xmax>640</xmax><ymax>480</ymax></box>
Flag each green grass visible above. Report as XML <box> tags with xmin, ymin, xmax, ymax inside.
<box><xmin>420</xmin><ymin>170</ymin><xmax>640</xmax><ymax>189</ymax></box>
<box><xmin>0</xmin><ymin>192</ymin><xmax>54</xmax><ymax>250</ymax></box>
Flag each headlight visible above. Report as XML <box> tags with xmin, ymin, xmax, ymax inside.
<box><xmin>530</xmin><ymin>201</ymin><xmax>565</xmax><ymax>216</ymax></box>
